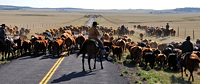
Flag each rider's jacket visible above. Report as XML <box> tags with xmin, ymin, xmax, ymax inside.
<box><xmin>88</xmin><ymin>26</ymin><xmax>100</xmax><ymax>38</ymax></box>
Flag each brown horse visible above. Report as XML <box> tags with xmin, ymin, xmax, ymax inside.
<box><xmin>77</xmin><ymin>39</ymin><xmax>103</xmax><ymax>71</ymax></box>
<box><xmin>180</xmin><ymin>53</ymin><xmax>200</xmax><ymax>82</ymax></box>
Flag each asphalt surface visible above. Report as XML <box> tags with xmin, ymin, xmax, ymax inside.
<box><xmin>0</xmin><ymin>51</ymin><xmax>128</xmax><ymax>84</ymax></box>
<box><xmin>85</xmin><ymin>15</ymin><xmax>95</xmax><ymax>26</ymax></box>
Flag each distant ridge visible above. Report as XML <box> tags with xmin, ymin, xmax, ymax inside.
<box><xmin>0</xmin><ymin>5</ymin><xmax>31</xmax><ymax>10</ymax></box>
<box><xmin>0</xmin><ymin>5</ymin><xmax>83</xmax><ymax>10</ymax></box>
<box><xmin>173</xmin><ymin>7</ymin><xmax>200</xmax><ymax>12</ymax></box>
<box><xmin>1</xmin><ymin>5</ymin><xmax>200</xmax><ymax>13</ymax></box>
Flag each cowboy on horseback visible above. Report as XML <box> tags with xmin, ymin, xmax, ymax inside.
<box><xmin>177</xmin><ymin>36</ymin><xmax>194</xmax><ymax>66</ymax></box>
<box><xmin>88</xmin><ymin>21</ymin><xmax>106</xmax><ymax>54</ymax></box>
<box><xmin>121</xmin><ymin>24</ymin><xmax>125</xmax><ymax>35</ymax></box>
<box><xmin>0</xmin><ymin>24</ymin><xmax>7</xmax><ymax>46</ymax></box>
<box><xmin>165</xmin><ymin>23</ymin><xmax>170</xmax><ymax>36</ymax></box>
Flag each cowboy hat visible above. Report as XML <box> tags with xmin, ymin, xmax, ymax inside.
<box><xmin>92</xmin><ymin>22</ymin><xmax>99</xmax><ymax>26</ymax></box>
<box><xmin>186</xmin><ymin>36</ymin><xmax>190</xmax><ymax>40</ymax></box>
<box><xmin>0</xmin><ymin>24</ymin><xmax>6</xmax><ymax>27</ymax></box>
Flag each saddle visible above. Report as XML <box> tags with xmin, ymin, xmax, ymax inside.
<box><xmin>89</xmin><ymin>39</ymin><xmax>99</xmax><ymax>47</ymax></box>
<box><xmin>181</xmin><ymin>52</ymin><xmax>192</xmax><ymax>60</ymax></box>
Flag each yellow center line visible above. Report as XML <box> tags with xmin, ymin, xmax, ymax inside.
<box><xmin>39</xmin><ymin>52</ymin><xmax>67</xmax><ymax>84</ymax></box>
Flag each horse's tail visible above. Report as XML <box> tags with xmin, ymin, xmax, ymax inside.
<box><xmin>77</xmin><ymin>40</ymin><xmax>88</xmax><ymax>57</ymax></box>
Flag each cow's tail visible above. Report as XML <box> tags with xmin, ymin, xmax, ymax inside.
<box><xmin>76</xmin><ymin>40</ymin><xmax>87</xmax><ymax>58</ymax></box>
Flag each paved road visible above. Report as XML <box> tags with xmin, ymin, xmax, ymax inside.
<box><xmin>0</xmin><ymin>16</ymin><xmax>128</xmax><ymax>84</ymax></box>
<box><xmin>85</xmin><ymin>15</ymin><xmax>95</xmax><ymax>26</ymax></box>
<box><xmin>0</xmin><ymin>51</ymin><xmax>128</xmax><ymax>84</ymax></box>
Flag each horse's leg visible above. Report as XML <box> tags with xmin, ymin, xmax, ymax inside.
<box><xmin>88</xmin><ymin>55</ymin><xmax>92</xmax><ymax>71</ymax></box>
<box><xmin>93</xmin><ymin>54</ymin><xmax>96</xmax><ymax>69</ymax></box>
<box><xmin>2</xmin><ymin>52</ymin><xmax>4</xmax><ymax>61</ymax></box>
<box><xmin>189</xmin><ymin>70</ymin><xmax>194</xmax><ymax>82</ymax></box>
<box><xmin>100</xmin><ymin>52</ymin><xmax>103</xmax><ymax>69</ymax></box>
<box><xmin>82</xmin><ymin>54</ymin><xmax>85</xmax><ymax>71</ymax></box>
<box><xmin>181</xmin><ymin>66</ymin><xmax>183</xmax><ymax>78</ymax></box>
<box><xmin>184</xmin><ymin>68</ymin><xmax>188</xmax><ymax>77</ymax></box>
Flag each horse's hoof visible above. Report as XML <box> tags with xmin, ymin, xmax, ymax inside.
<box><xmin>101</xmin><ymin>67</ymin><xmax>104</xmax><ymax>69</ymax></box>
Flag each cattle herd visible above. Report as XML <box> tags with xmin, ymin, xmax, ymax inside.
<box><xmin>1</xmin><ymin>24</ymin><xmax>200</xmax><ymax>82</ymax></box>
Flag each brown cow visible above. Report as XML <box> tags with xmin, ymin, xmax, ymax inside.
<box><xmin>158</xmin><ymin>43</ymin><xmax>167</xmax><ymax>51</ymax></box>
<box><xmin>156</xmin><ymin>54</ymin><xmax>167</xmax><ymax>69</ymax></box>
<box><xmin>102</xmin><ymin>33</ymin><xmax>110</xmax><ymax>41</ymax></box>
<box><xmin>65</xmin><ymin>36</ymin><xmax>76</xmax><ymax>56</ymax></box>
<box><xmin>25</xmin><ymin>28</ymin><xmax>31</xmax><ymax>35</ymax></box>
<box><xmin>129</xmin><ymin>30</ymin><xmax>135</xmax><ymax>35</ymax></box>
<box><xmin>130</xmin><ymin>46</ymin><xmax>143</xmax><ymax>65</ymax></box>
<box><xmin>139</xmin><ymin>33</ymin><xmax>144</xmax><ymax>40</ymax></box>
<box><xmin>75</xmin><ymin>35</ymin><xmax>86</xmax><ymax>49</ymax></box>
<box><xmin>116</xmin><ymin>39</ymin><xmax>126</xmax><ymax>51</ymax></box>
<box><xmin>34</xmin><ymin>40</ymin><xmax>48</xmax><ymax>56</ymax></box>
<box><xmin>52</xmin><ymin>39</ymin><xmax>64</xmax><ymax>57</ymax></box>
<box><xmin>21</xmin><ymin>40</ymin><xmax>32</xmax><ymax>55</ymax></box>
<box><xmin>112</xmin><ymin>45</ymin><xmax>123</xmax><ymax>60</ymax></box>
<box><xmin>148</xmin><ymin>41</ymin><xmax>158</xmax><ymax>49</ymax></box>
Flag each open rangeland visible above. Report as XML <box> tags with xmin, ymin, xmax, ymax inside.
<box><xmin>1</xmin><ymin>9</ymin><xmax>200</xmax><ymax>84</ymax></box>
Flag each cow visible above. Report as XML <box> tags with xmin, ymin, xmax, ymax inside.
<box><xmin>116</xmin><ymin>39</ymin><xmax>126</xmax><ymax>51</ymax></box>
<box><xmin>25</xmin><ymin>28</ymin><xmax>31</xmax><ymax>35</ymax></box>
<box><xmin>158</xmin><ymin>43</ymin><xmax>167</xmax><ymax>51</ymax></box>
<box><xmin>139</xmin><ymin>33</ymin><xmax>144</xmax><ymax>40</ymax></box>
<box><xmin>21</xmin><ymin>40</ymin><xmax>32</xmax><ymax>56</ymax></box>
<box><xmin>143</xmin><ymin>49</ymin><xmax>160</xmax><ymax>69</ymax></box>
<box><xmin>101</xmin><ymin>33</ymin><xmax>110</xmax><ymax>41</ymax></box>
<box><xmin>52</xmin><ymin>39</ymin><xmax>65</xmax><ymax>57</ymax></box>
<box><xmin>130</xmin><ymin>46</ymin><xmax>143</xmax><ymax>65</ymax></box>
<box><xmin>112</xmin><ymin>45</ymin><xmax>123</xmax><ymax>60</ymax></box>
<box><xmin>65</xmin><ymin>36</ymin><xmax>76</xmax><ymax>56</ymax></box>
<box><xmin>12</xmin><ymin>36</ymin><xmax>22</xmax><ymax>57</ymax></box>
<box><xmin>34</xmin><ymin>40</ymin><xmax>48</xmax><ymax>56</ymax></box>
<box><xmin>148</xmin><ymin>41</ymin><xmax>158</xmax><ymax>49</ymax></box>
<box><xmin>75</xmin><ymin>35</ymin><xmax>86</xmax><ymax>49</ymax></box>
<box><xmin>156</xmin><ymin>54</ymin><xmax>167</xmax><ymax>69</ymax></box>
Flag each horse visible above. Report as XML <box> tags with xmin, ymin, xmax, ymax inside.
<box><xmin>77</xmin><ymin>39</ymin><xmax>103</xmax><ymax>71</ymax></box>
<box><xmin>180</xmin><ymin>52</ymin><xmax>200</xmax><ymax>82</ymax></box>
<box><xmin>0</xmin><ymin>37</ymin><xmax>16</xmax><ymax>60</ymax></box>
<box><xmin>0</xmin><ymin>40</ymin><xmax>7</xmax><ymax>61</ymax></box>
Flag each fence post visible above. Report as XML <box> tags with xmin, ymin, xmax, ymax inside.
<box><xmin>185</xmin><ymin>29</ymin><xmax>186</xmax><ymax>37</ymax></box>
<box><xmin>193</xmin><ymin>30</ymin><xmax>194</xmax><ymax>39</ymax></box>
<box><xmin>177</xmin><ymin>27</ymin><xmax>179</xmax><ymax>36</ymax></box>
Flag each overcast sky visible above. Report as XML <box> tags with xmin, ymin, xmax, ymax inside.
<box><xmin>1</xmin><ymin>0</ymin><xmax>200</xmax><ymax>10</ymax></box>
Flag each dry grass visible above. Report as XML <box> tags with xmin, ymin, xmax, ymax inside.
<box><xmin>0</xmin><ymin>9</ymin><xmax>89</xmax><ymax>38</ymax></box>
